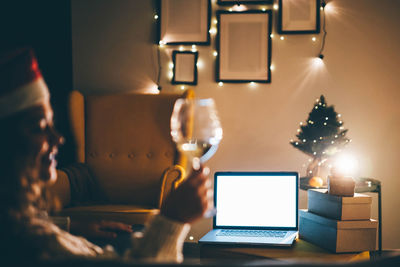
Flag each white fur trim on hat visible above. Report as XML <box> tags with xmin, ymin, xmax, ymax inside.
<box><xmin>0</xmin><ymin>77</ymin><xmax>49</xmax><ymax>118</ymax></box>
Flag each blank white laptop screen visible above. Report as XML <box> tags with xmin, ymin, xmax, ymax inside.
<box><xmin>215</xmin><ymin>174</ymin><xmax>297</xmax><ymax>228</ymax></box>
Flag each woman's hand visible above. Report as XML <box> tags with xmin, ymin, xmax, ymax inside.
<box><xmin>160</xmin><ymin>165</ymin><xmax>212</xmax><ymax>224</ymax></box>
<box><xmin>70</xmin><ymin>219</ymin><xmax>133</xmax><ymax>240</ymax></box>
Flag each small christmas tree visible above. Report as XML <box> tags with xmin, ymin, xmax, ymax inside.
<box><xmin>290</xmin><ymin>95</ymin><xmax>350</xmax><ymax>177</ymax></box>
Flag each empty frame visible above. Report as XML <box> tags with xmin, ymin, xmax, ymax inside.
<box><xmin>160</xmin><ymin>0</ymin><xmax>211</xmax><ymax>45</ymax></box>
<box><xmin>217</xmin><ymin>11</ymin><xmax>272</xmax><ymax>83</ymax></box>
<box><xmin>172</xmin><ymin>51</ymin><xmax>198</xmax><ymax>85</ymax></box>
<box><xmin>278</xmin><ymin>0</ymin><xmax>320</xmax><ymax>34</ymax></box>
<box><xmin>217</xmin><ymin>0</ymin><xmax>273</xmax><ymax>4</ymax></box>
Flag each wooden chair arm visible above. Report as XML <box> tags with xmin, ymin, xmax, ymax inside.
<box><xmin>48</xmin><ymin>169</ymin><xmax>71</xmax><ymax>210</ymax></box>
<box><xmin>158</xmin><ymin>165</ymin><xmax>186</xmax><ymax>209</ymax></box>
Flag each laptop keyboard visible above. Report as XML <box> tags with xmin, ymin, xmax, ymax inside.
<box><xmin>217</xmin><ymin>230</ymin><xmax>287</xmax><ymax>238</ymax></box>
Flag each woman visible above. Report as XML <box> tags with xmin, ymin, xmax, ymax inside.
<box><xmin>0</xmin><ymin>48</ymin><xmax>211</xmax><ymax>263</ymax></box>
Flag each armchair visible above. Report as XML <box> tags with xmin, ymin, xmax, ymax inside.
<box><xmin>50</xmin><ymin>90</ymin><xmax>193</xmax><ymax>224</ymax></box>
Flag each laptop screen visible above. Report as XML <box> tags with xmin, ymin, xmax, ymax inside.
<box><xmin>214</xmin><ymin>172</ymin><xmax>298</xmax><ymax>230</ymax></box>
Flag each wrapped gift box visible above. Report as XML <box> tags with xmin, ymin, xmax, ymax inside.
<box><xmin>308</xmin><ymin>189</ymin><xmax>372</xmax><ymax>220</ymax></box>
<box><xmin>299</xmin><ymin>210</ymin><xmax>377</xmax><ymax>253</ymax></box>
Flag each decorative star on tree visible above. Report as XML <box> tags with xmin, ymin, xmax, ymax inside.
<box><xmin>290</xmin><ymin>95</ymin><xmax>350</xmax><ymax>176</ymax></box>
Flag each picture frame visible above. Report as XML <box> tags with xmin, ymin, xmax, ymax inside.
<box><xmin>159</xmin><ymin>0</ymin><xmax>211</xmax><ymax>45</ymax></box>
<box><xmin>217</xmin><ymin>10</ymin><xmax>272</xmax><ymax>83</ymax></box>
<box><xmin>217</xmin><ymin>0</ymin><xmax>273</xmax><ymax>5</ymax></box>
<box><xmin>172</xmin><ymin>51</ymin><xmax>198</xmax><ymax>85</ymax></box>
<box><xmin>278</xmin><ymin>0</ymin><xmax>320</xmax><ymax>34</ymax></box>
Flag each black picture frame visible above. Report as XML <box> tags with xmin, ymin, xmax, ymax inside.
<box><xmin>217</xmin><ymin>0</ymin><xmax>273</xmax><ymax>4</ymax></box>
<box><xmin>172</xmin><ymin>51</ymin><xmax>198</xmax><ymax>85</ymax></box>
<box><xmin>159</xmin><ymin>0</ymin><xmax>211</xmax><ymax>45</ymax></box>
<box><xmin>278</xmin><ymin>0</ymin><xmax>320</xmax><ymax>34</ymax></box>
<box><xmin>216</xmin><ymin>10</ymin><xmax>272</xmax><ymax>83</ymax></box>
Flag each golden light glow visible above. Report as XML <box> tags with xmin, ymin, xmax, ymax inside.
<box><xmin>270</xmin><ymin>64</ymin><xmax>275</xmax><ymax>71</ymax></box>
<box><xmin>334</xmin><ymin>154</ymin><xmax>358</xmax><ymax>176</ymax></box>
<box><xmin>280</xmin><ymin>36</ymin><xmax>285</xmax><ymax>40</ymax></box>
<box><xmin>145</xmin><ymin>83</ymin><xmax>161</xmax><ymax>94</ymax></box>
<box><xmin>180</xmin><ymin>85</ymin><xmax>185</xmax><ymax>90</ymax></box>
<box><xmin>196</xmin><ymin>59</ymin><xmax>204</xmax><ymax>69</ymax></box>
<box><xmin>311</xmin><ymin>57</ymin><xmax>324</xmax><ymax>69</ymax></box>
<box><xmin>218</xmin><ymin>82</ymin><xmax>223</xmax><ymax>87</ymax></box>
<box><xmin>312</xmin><ymin>37</ymin><xmax>317</xmax><ymax>42</ymax></box>
<box><xmin>232</xmin><ymin>5</ymin><xmax>248</xmax><ymax>12</ymax></box>
<box><xmin>270</xmin><ymin>33</ymin><xmax>274</xmax><ymax>38</ymax></box>
<box><xmin>209</xmin><ymin>28</ymin><xmax>217</xmax><ymax>35</ymax></box>
<box><xmin>168</xmin><ymin>71</ymin><xmax>173</xmax><ymax>79</ymax></box>
<box><xmin>179</xmin><ymin>46</ymin><xmax>184</xmax><ymax>51</ymax></box>
<box><xmin>168</xmin><ymin>62</ymin><xmax>174</xmax><ymax>69</ymax></box>
<box><xmin>273</xmin><ymin>4</ymin><xmax>279</xmax><ymax>10</ymax></box>
<box><xmin>213</xmin><ymin>51</ymin><xmax>218</xmax><ymax>56</ymax></box>
<box><xmin>154</xmin><ymin>14</ymin><xmax>159</xmax><ymax>20</ymax></box>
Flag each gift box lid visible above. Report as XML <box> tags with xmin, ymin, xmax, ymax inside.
<box><xmin>308</xmin><ymin>189</ymin><xmax>372</xmax><ymax>204</ymax></box>
<box><xmin>300</xmin><ymin>209</ymin><xmax>378</xmax><ymax>229</ymax></box>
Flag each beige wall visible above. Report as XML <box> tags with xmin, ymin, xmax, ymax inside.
<box><xmin>72</xmin><ymin>0</ymin><xmax>400</xmax><ymax>249</ymax></box>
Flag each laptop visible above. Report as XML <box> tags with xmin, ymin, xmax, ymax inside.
<box><xmin>199</xmin><ymin>171</ymin><xmax>298</xmax><ymax>246</ymax></box>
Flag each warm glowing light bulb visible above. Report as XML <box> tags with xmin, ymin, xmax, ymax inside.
<box><xmin>191</xmin><ymin>45</ymin><xmax>197</xmax><ymax>51</ymax></box>
<box><xmin>168</xmin><ymin>62</ymin><xmax>174</xmax><ymax>69</ymax></box>
<box><xmin>196</xmin><ymin>60</ymin><xmax>204</xmax><ymax>69</ymax></box>
<box><xmin>270</xmin><ymin>64</ymin><xmax>275</xmax><ymax>71</ymax></box>
<box><xmin>273</xmin><ymin>4</ymin><xmax>279</xmax><ymax>10</ymax></box>
<box><xmin>270</xmin><ymin>33</ymin><xmax>274</xmax><ymax>38</ymax></box>
<box><xmin>334</xmin><ymin>154</ymin><xmax>358</xmax><ymax>176</ymax></box>
<box><xmin>180</xmin><ymin>85</ymin><xmax>185</xmax><ymax>90</ymax></box>
<box><xmin>228</xmin><ymin>8</ymin><xmax>233</xmax><ymax>12</ymax></box>
<box><xmin>213</xmin><ymin>19</ymin><xmax>218</xmax><ymax>24</ymax></box>
<box><xmin>262</xmin><ymin>8</ymin><xmax>266</xmax><ymax>11</ymax></box>
<box><xmin>312</xmin><ymin>37</ymin><xmax>316</xmax><ymax>42</ymax></box>
<box><xmin>213</xmin><ymin>51</ymin><xmax>218</xmax><ymax>56</ymax></box>
<box><xmin>154</xmin><ymin>14</ymin><xmax>159</xmax><ymax>20</ymax></box>
<box><xmin>189</xmin><ymin>236</ymin><xmax>194</xmax><ymax>241</ymax></box>
<box><xmin>249</xmin><ymin>82</ymin><xmax>256</xmax><ymax>87</ymax></box>
<box><xmin>158</xmin><ymin>40</ymin><xmax>165</xmax><ymax>47</ymax></box>
<box><xmin>179</xmin><ymin>46</ymin><xmax>184</xmax><ymax>51</ymax></box>
<box><xmin>280</xmin><ymin>36</ymin><xmax>285</xmax><ymax>40</ymax></box>
<box><xmin>209</xmin><ymin>28</ymin><xmax>217</xmax><ymax>35</ymax></box>
<box><xmin>320</xmin><ymin>6</ymin><xmax>324</xmax><ymax>10</ymax></box>
<box><xmin>218</xmin><ymin>82</ymin><xmax>223</xmax><ymax>87</ymax></box>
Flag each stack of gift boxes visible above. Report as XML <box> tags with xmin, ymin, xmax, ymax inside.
<box><xmin>299</xmin><ymin>176</ymin><xmax>378</xmax><ymax>253</ymax></box>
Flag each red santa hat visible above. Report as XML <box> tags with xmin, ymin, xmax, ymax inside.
<box><xmin>0</xmin><ymin>47</ymin><xmax>49</xmax><ymax>118</ymax></box>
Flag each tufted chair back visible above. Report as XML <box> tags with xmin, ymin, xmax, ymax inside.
<box><xmin>51</xmin><ymin>90</ymin><xmax>192</xmax><ymax>224</ymax></box>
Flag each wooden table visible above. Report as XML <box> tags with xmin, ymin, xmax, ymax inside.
<box><xmin>189</xmin><ymin>238</ymin><xmax>370</xmax><ymax>264</ymax></box>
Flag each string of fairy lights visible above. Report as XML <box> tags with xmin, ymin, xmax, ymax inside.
<box><xmin>154</xmin><ymin>0</ymin><xmax>331</xmax><ymax>92</ymax></box>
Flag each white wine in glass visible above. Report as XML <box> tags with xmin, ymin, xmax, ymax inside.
<box><xmin>171</xmin><ymin>98</ymin><xmax>223</xmax><ymax>165</ymax></box>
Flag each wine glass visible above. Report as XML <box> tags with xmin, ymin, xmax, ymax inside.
<box><xmin>170</xmin><ymin>98</ymin><xmax>223</xmax><ymax>217</ymax></box>
<box><xmin>171</xmin><ymin>98</ymin><xmax>223</xmax><ymax>166</ymax></box>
